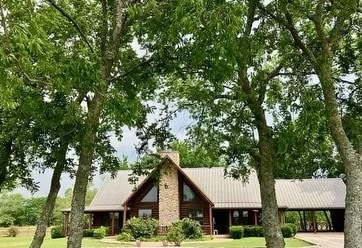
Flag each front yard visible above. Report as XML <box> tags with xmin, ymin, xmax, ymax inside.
<box><xmin>0</xmin><ymin>235</ymin><xmax>312</xmax><ymax>248</ymax></box>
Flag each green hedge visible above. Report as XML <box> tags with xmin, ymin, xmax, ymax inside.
<box><xmin>51</xmin><ymin>226</ymin><xmax>65</xmax><ymax>239</ymax></box>
<box><xmin>122</xmin><ymin>217</ymin><xmax>159</xmax><ymax>239</ymax></box>
<box><xmin>243</xmin><ymin>226</ymin><xmax>264</xmax><ymax>237</ymax></box>
<box><xmin>284</xmin><ymin>223</ymin><xmax>298</xmax><ymax>236</ymax></box>
<box><xmin>229</xmin><ymin>226</ymin><xmax>244</xmax><ymax>239</ymax></box>
<box><xmin>93</xmin><ymin>226</ymin><xmax>108</xmax><ymax>239</ymax></box>
<box><xmin>83</xmin><ymin>229</ymin><xmax>94</xmax><ymax>237</ymax></box>
<box><xmin>281</xmin><ymin>224</ymin><xmax>294</xmax><ymax>238</ymax></box>
<box><xmin>117</xmin><ymin>232</ymin><xmax>133</xmax><ymax>242</ymax></box>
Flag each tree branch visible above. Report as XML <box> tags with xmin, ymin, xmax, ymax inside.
<box><xmin>281</xmin><ymin>6</ymin><xmax>318</xmax><ymax>67</ymax></box>
<box><xmin>111</xmin><ymin>57</ymin><xmax>154</xmax><ymax>81</ymax></box>
<box><xmin>46</xmin><ymin>0</ymin><xmax>94</xmax><ymax>54</ymax></box>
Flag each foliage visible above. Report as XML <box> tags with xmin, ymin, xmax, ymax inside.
<box><xmin>283</xmin><ymin>223</ymin><xmax>297</xmax><ymax>236</ymax></box>
<box><xmin>166</xmin><ymin>222</ymin><xmax>185</xmax><ymax>246</ymax></box>
<box><xmin>0</xmin><ymin>193</ymin><xmax>46</xmax><ymax>227</ymax></box>
<box><xmin>50</xmin><ymin>226</ymin><xmax>65</xmax><ymax>239</ymax></box>
<box><xmin>280</xmin><ymin>225</ymin><xmax>294</xmax><ymax>238</ymax></box>
<box><xmin>229</xmin><ymin>226</ymin><xmax>244</xmax><ymax>239</ymax></box>
<box><xmin>178</xmin><ymin>218</ymin><xmax>203</xmax><ymax>239</ymax></box>
<box><xmin>116</xmin><ymin>232</ymin><xmax>133</xmax><ymax>242</ymax></box>
<box><xmin>83</xmin><ymin>229</ymin><xmax>94</xmax><ymax>237</ymax></box>
<box><xmin>122</xmin><ymin>217</ymin><xmax>159</xmax><ymax>239</ymax></box>
<box><xmin>93</xmin><ymin>226</ymin><xmax>108</xmax><ymax>239</ymax></box>
<box><xmin>243</xmin><ymin>226</ymin><xmax>264</xmax><ymax>237</ymax></box>
<box><xmin>7</xmin><ymin>226</ymin><xmax>18</xmax><ymax>237</ymax></box>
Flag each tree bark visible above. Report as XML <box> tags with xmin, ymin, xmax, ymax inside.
<box><xmin>66</xmin><ymin>1</ymin><xmax>127</xmax><ymax>247</ymax></box>
<box><xmin>278</xmin><ymin>4</ymin><xmax>362</xmax><ymax>246</ymax></box>
<box><xmin>239</xmin><ymin>69</ymin><xmax>285</xmax><ymax>247</ymax></box>
<box><xmin>30</xmin><ymin>139</ymin><xmax>69</xmax><ymax>248</ymax></box>
<box><xmin>255</xmin><ymin>113</ymin><xmax>285</xmax><ymax>248</ymax></box>
<box><xmin>66</xmin><ymin>93</ymin><xmax>104</xmax><ymax>248</ymax></box>
<box><xmin>318</xmin><ymin>61</ymin><xmax>362</xmax><ymax>247</ymax></box>
<box><xmin>0</xmin><ymin>139</ymin><xmax>12</xmax><ymax>191</ymax></box>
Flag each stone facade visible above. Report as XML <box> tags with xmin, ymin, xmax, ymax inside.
<box><xmin>158</xmin><ymin>160</ymin><xmax>180</xmax><ymax>227</ymax></box>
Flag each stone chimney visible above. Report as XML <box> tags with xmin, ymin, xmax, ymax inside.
<box><xmin>159</xmin><ymin>150</ymin><xmax>180</xmax><ymax>167</ymax></box>
<box><xmin>158</xmin><ymin>150</ymin><xmax>180</xmax><ymax>227</ymax></box>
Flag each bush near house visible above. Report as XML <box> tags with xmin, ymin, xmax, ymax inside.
<box><xmin>229</xmin><ymin>226</ymin><xmax>244</xmax><ymax>239</ymax></box>
<box><xmin>122</xmin><ymin>217</ymin><xmax>159</xmax><ymax>239</ymax></box>
<box><xmin>117</xmin><ymin>232</ymin><xmax>133</xmax><ymax>242</ymax></box>
<box><xmin>243</xmin><ymin>226</ymin><xmax>264</xmax><ymax>237</ymax></box>
<box><xmin>93</xmin><ymin>226</ymin><xmax>108</xmax><ymax>239</ymax></box>
<box><xmin>167</xmin><ymin>222</ymin><xmax>185</xmax><ymax>246</ymax></box>
<box><xmin>51</xmin><ymin>225</ymin><xmax>65</xmax><ymax>239</ymax></box>
<box><xmin>281</xmin><ymin>224</ymin><xmax>294</xmax><ymax>238</ymax></box>
<box><xmin>283</xmin><ymin>223</ymin><xmax>298</xmax><ymax>236</ymax></box>
<box><xmin>178</xmin><ymin>218</ymin><xmax>203</xmax><ymax>239</ymax></box>
<box><xmin>83</xmin><ymin>228</ymin><xmax>94</xmax><ymax>237</ymax></box>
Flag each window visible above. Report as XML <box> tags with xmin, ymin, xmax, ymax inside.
<box><xmin>183</xmin><ymin>183</ymin><xmax>199</xmax><ymax>201</ymax></box>
<box><xmin>141</xmin><ymin>186</ymin><xmax>158</xmax><ymax>202</ymax></box>
<box><xmin>138</xmin><ymin>209</ymin><xmax>152</xmax><ymax>218</ymax></box>
<box><xmin>188</xmin><ymin>208</ymin><xmax>203</xmax><ymax>225</ymax></box>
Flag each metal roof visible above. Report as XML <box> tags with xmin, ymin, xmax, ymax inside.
<box><xmin>85</xmin><ymin>167</ymin><xmax>346</xmax><ymax>211</ymax></box>
<box><xmin>86</xmin><ymin>170</ymin><xmax>146</xmax><ymax>211</ymax></box>
<box><xmin>275</xmin><ymin>178</ymin><xmax>346</xmax><ymax>209</ymax></box>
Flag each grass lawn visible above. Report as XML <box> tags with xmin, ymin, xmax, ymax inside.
<box><xmin>0</xmin><ymin>236</ymin><xmax>131</xmax><ymax>248</ymax></box>
<box><xmin>183</xmin><ymin>238</ymin><xmax>312</xmax><ymax>247</ymax></box>
<box><xmin>0</xmin><ymin>236</ymin><xmax>311</xmax><ymax>248</ymax></box>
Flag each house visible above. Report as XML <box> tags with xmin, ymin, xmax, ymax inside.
<box><xmin>63</xmin><ymin>151</ymin><xmax>346</xmax><ymax>235</ymax></box>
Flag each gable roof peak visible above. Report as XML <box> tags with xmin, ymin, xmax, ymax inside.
<box><xmin>159</xmin><ymin>150</ymin><xmax>180</xmax><ymax>167</ymax></box>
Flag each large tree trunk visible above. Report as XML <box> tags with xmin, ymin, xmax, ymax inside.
<box><xmin>240</xmin><ymin>69</ymin><xmax>285</xmax><ymax>247</ymax></box>
<box><xmin>66</xmin><ymin>93</ymin><xmax>104</xmax><ymax>248</ymax></box>
<box><xmin>29</xmin><ymin>139</ymin><xmax>69</xmax><ymax>248</ymax></box>
<box><xmin>0</xmin><ymin>139</ymin><xmax>12</xmax><ymax>191</ymax></box>
<box><xmin>318</xmin><ymin>59</ymin><xmax>362</xmax><ymax>247</ymax></box>
<box><xmin>256</xmin><ymin>116</ymin><xmax>285</xmax><ymax>248</ymax></box>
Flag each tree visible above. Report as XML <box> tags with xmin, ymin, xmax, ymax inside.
<box><xmin>134</xmin><ymin>0</ymin><xmax>288</xmax><ymax>246</ymax></box>
<box><xmin>1</xmin><ymin>0</ymin><xmax>158</xmax><ymax>247</ymax></box>
<box><xmin>260</xmin><ymin>1</ymin><xmax>361</xmax><ymax>246</ymax></box>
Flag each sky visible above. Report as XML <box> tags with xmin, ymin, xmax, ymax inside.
<box><xmin>15</xmin><ymin>110</ymin><xmax>191</xmax><ymax>198</ymax></box>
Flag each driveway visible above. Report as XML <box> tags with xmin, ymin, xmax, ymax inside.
<box><xmin>296</xmin><ymin>232</ymin><xmax>344</xmax><ymax>248</ymax></box>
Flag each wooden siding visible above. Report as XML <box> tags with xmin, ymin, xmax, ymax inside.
<box><xmin>128</xmin><ymin>181</ymin><xmax>159</xmax><ymax>219</ymax></box>
<box><xmin>179</xmin><ymin>175</ymin><xmax>212</xmax><ymax>234</ymax></box>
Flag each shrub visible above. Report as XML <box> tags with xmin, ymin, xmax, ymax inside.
<box><xmin>51</xmin><ymin>225</ymin><xmax>65</xmax><ymax>239</ymax></box>
<box><xmin>83</xmin><ymin>229</ymin><xmax>94</xmax><ymax>237</ymax></box>
<box><xmin>122</xmin><ymin>217</ymin><xmax>159</xmax><ymax>239</ymax></box>
<box><xmin>93</xmin><ymin>226</ymin><xmax>108</xmax><ymax>239</ymax></box>
<box><xmin>8</xmin><ymin>226</ymin><xmax>18</xmax><ymax>237</ymax></box>
<box><xmin>117</xmin><ymin>232</ymin><xmax>133</xmax><ymax>242</ymax></box>
<box><xmin>284</xmin><ymin>223</ymin><xmax>298</xmax><ymax>236</ymax></box>
<box><xmin>243</xmin><ymin>226</ymin><xmax>264</xmax><ymax>237</ymax></box>
<box><xmin>281</xmin><ymin>225</ymin><xmax>294</xmax><ymax>238</ymax></box>
<box><xmin>167</xmin><ymin>222</ymin><xmax>185</xmax><ymax>246</ymax></box>
<box><xmin>179</xmin><ymin>218</ymin><xmax>203</xmax><ymax>239</ymax></box>
<box><xmin>229</xmin><ymin>226</ymin><xmax>244</xmax><ymax>239</ymax></box>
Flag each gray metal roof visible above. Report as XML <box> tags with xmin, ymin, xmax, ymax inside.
<box><xmin>85</xmin><ymin>167</ymin><xmax>346</xmax><ymax>211</ymax></box>
<box><xmin>86</xmin><ymin>170</ymin><xmax>145</xmax><ymax>212</ymax></box>
<box><xmin>275</xmin><ymin>178</ymin><xmax>346</xmax><ymax>209</ymax></box>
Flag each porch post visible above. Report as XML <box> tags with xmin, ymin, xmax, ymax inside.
<box><xmin>254</xmin><ymin>210</ymin><xmax>258</xmax><ymax>225</ymax></box>
<box><xmin>123</xmin><ymin>205</ymin><xmax>127</xmax><ymax>227</ymax></box>
<box><xmin>111</xmin><ymin>212</ymin><xmax>115</xmax><ymax>235</ymax></box>
<box><xmin>88</xmin><ymin>213</ymin><xmax>92</xmax><ymax>229</ymax></box>
<box><xmin>209</xmin><ymin>204</ymin><xmax>213</xmax><ymax>235</ymax></box>
<box><xmin>228</xmin><ymin>210</ymin><xmax>232</xmax><ymax>227</ymax></box>
<box><xmin>312</xmin><ymin>210</ymin><xmax>317</xmax><ymax>234</ymax></box>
